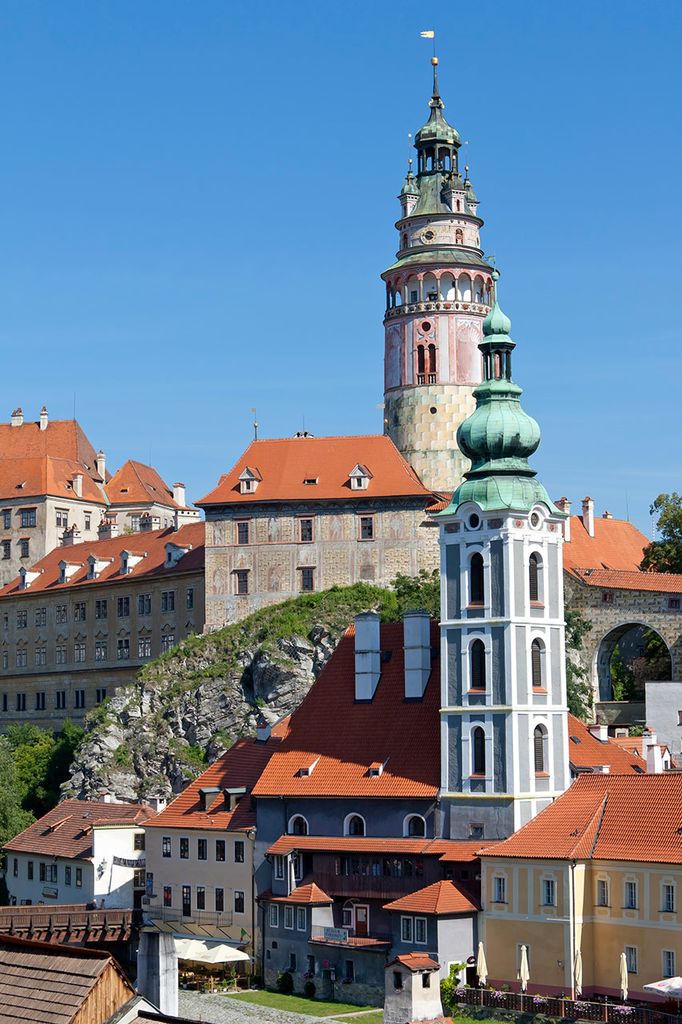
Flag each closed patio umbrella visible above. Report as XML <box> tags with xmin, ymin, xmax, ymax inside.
<box><xmin>476</xmin><ymin>942</ymin><xmax>488</xmax><ymax>987</ymax></box>
<box><xmin>518</xmin><ymin>945</ymin><xmax>530</xmax><ymax>993</ymax></box>
<box><xmin>574</xmin><ymin>949</ymin><xmax>583</xmax><ymax>998</ymax></box>
<box><xmin>620</xmin><ymin>952</ymin><xmax>629</xmax><ymax>1001</ymax></box>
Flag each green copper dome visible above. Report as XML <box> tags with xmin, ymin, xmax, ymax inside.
<box><xmin>441</xmin><ymin>272</ymin><xmax>560</xmax><ymax>515</ymax></box>
<box><xmin>415</xmin><ymin>60</ymin><xmax>460</xmax><ymax>149</ymax></box>
<box><xmin>400</xmin><ymin>167</ymin><xmax>419</xmax><ymax>197</ymax></box>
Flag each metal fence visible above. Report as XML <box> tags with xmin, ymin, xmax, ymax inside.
<box><xmin>457</xmin><ymin>987</ymin><xmax>681</xmax><ymax>1024</ymax></box>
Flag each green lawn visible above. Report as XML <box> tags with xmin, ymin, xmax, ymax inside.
<box><xmin>335</xmin><ymin>1013</ymin><xmax>384</xmax><ymax>1024</ymax></box>
<box><xmin>226</xmin><ymin>990</ymin><xmax>377</xmax><ymax>1017</ymax></box>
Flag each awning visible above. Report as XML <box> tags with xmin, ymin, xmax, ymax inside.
<box><xmin>174</xmin><ymin>938</ymin><xmax>250</xmax><ymax>964</ymax></box>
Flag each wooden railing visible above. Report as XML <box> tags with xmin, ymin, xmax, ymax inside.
<box><xmin>457</xmin><ymin>988</ymin><xmax>681</xmax><ymax>1024</ymax></box>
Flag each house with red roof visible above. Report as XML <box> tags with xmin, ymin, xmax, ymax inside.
<box><xmin>196</xmin><ymin>434</ymin><xmax>442</xmax><ymax>629</ymax></box>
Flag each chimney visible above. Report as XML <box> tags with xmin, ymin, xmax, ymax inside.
<box><xmin>72</xmin><ymin>473</ymin><xmax>83</xmax><ymax>498</ymax></box>
<box><xmin>61</xmin><ymin>525</ymin><xmax>81</xmax><ymax>547</ymax></box>
<box><xmin>255</xmin><ymin>711</ymin><xmax>272</xmax><ymax>743</ymax></box>
<box><xmin>39</xmin><ymin>406</ymin><xmax>48</xmax><ymax>431</ymax></box>
<box><xmin>354</xmin><ymin>612</ymin><xmax>381</xmax><ymax>701</ymax></box>
<box><xmin>96</xmin><ymin>450</ymin><xmax>106</xmax><ymax>480</ymax></box>
<box><xmin>139</xmin><ymin>513</ymin><xmax>161</xmax><ymax>532</ymax></box>
<box><xmin>588</xmin><ymin>722</ymin><xmax>608</xmax><ymax>743</ymax></box>
<box><xmin>10</xmin><ymin>408</ymin><xmax>23</xmax><ymax>427</ymax></box>
<box><xmin>581</xmin><ymin>496</ymin><xmax>595</xmax><ymax>538</ymax></box>
<box><xmin>173</xmin><ymin>482</ymin><xmax>186</xmax><ymax>507</ymax></box>
<box><xmin>556</xmin><ymin>497</ymin><xmax>571</xmax><ymax>542</ymax></box>
<box><xmin>146</xmin><ymin>796</ymin><xmax>167</xmax><ymax>813</ymax></box>
<box><xmin>98</xmin><ymin>515</ymin><xmax>119</xmax><ymax>541</ymax></box>
<box><xmin>403</xmin><ymin>610</ymin><xmax>432</xmax><ymax>699</ymax></box>
<box><xmin>644</xmin><ymin>728</ymin><xmax>663</xmax><ymax>774</ymax></box>
<box><xmin>602</xmin><ymin>510</ymin><xmax>613</xmax><ymax>520</ymax></box>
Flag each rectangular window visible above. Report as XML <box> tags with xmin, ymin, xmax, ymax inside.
<box><xmin>161</xmin><ymin>633</ymin><xmax>175</xmax><ymax>653</ymax></box>
<box><xmin>34</xmin><ymin>607</ymin><xmax>46</xmax><ymax>627</ymax></box>
<box><xmin>2</xmin><ymin>510</ymin><xmax>10</xmax><ymax>529</ymax></box>
<box><xmin>163</xmin><ymin>885</ymin><xmax>172</xmax><ymax>907</ymax></box>
<box><xmin>64</xmin><ymin>865</ymin><xmax>71</xmax><ymax>885</ymax></box>
<box><xmin>74</xmin><ymin>689</ymin><xmax>85</xmax><ymax>709</ymax></box>
<box><xmin>289</xmin><ymin>952</ymin><xmax>297</xmax><ymax>972</ymax></box>
<box><xmin>75</xmin><ymin>867</ymin><xmax>82</xmax><ymax>888</ymax></box>
<box><xmin>20</xmin><ymin>509</ymin><xmax>36</xmax><ymax>529</ymax></box>
<box><xmin>182</xmin><ymin>885</ymin><xmax>191</xmax><ymax>917</ymax></box>
<box><xmin>95</xmin><ymin>688</ymin><xmax>107</xmax><ymax>704</ymax></box>
<box><xmin>300</xmin><ymin>567</ymin><xmax>315</xmax><ymax>593</ymax></box>
<box><xmin>625</xmin><ymin>880</ymin><xmax>638</xmax><ymax>909</ymax></box>
<box><xmin>414</xmin><ymin>917</ymin><xmax>427</xmax><ymax>944</ymax></box>
<box><xmin>663</xmin><ymin>883</ymin><xmax>675</xmax><ymax>913</ymax></box>
<box><xmin>56</xmin><ymin>604</ymin><xmax>68</xmax><ymax>624</ymax></box>
<box><xmin>117</xmin><ymin>597</ymin><xmax>130</xmax><ymax>618</ymax></box>
<box><xmin>215</xmin><ymin>887</ymin><xmax>224</xmax><ymax>913</ymax></box>
<box><xmin>274</xmin><ymin>855</ymin><xmax>284</xmax><ymax>879</ymax></box>
<box><xmin>74</xmin><ymin>642</ymin><xmax>86</xmax><ymax>663</ymax></box>
<box><xmin>117</xmin><ymin>638</ymin><xmax>130</xmax><ymax>661</ymax></box>
<box><xmin>19</xmin><ymin>540</ymin><xmax>29</xmax><ymax>559</ymax></box>
<box><xmin>234</xmin><ymin>890</ymin><xmax>245</xmax><ymax>914</ymax></box>
<box><xmin>74</xmin><ymin>602</ymin><xmax>86</xmax><ymax>622</ymax></box>
<box><xmin>12</xmin><ymin>858</ymin><xmax>17</xmax><ymax>877</ymax></box>
<box><xmin>95</xmin><ymin>641</ymin><xmax>108</xmax><ymax>662</ymax></box>
<box><xmin>215</xmin><ymin>840</ymin><xmax>226</xmax><ymax>862</ymax></box>
<box><xmin>138</xmin><ymin>593</ymin><xmax>152</xmax><ymax>616</ymax></box>
<box><xmin>235</xmin><ymin>570</ymin><xmax>249</xmax><ymax>596</ymax></box>
<box><xmin>16</xmin><ymin>610</ymin><xmax>27</xmax><ymax>629</ymax></box>
<box><xmin>543</xmin><ymin>879</ymin><xmax>556</xmax><ymax>906</ymax></box>
<box><xmin>55</xmin><ymin>510</ymin><xmax>68</xmax><ymax>529</ymax></box>
<box><xmin>138</xmin><ymin>636</ymin><xmax>152</xmax><ymax>658</ymax></box>
<box><xmin>16</xmin><ymin>693</ymin><xmax>26</xmax><ymax>711</ymax></box>
<box><xmin>15</xmin><ymin>649</ymin><xmax>27</xmax><ymax>668</ymax></box>
<box><xmin>133</xmin><ymin>867</ymin><xmax>145</xmax><ymax>888</ymax></box>
<box><xmin>48</xmin><ymin>863</ymin><xmax>57</xmax><ymax>883</ymax></box>
<box><xmin>1</xmin><ymin>692</ymin><xmax>6</xmax><ymax>710</ymax></box>
<box><xmin>84</xmin><ymin>513</ymin><xmax>91</xmax><ymax>530</ymax></box>
<box><xmin>269</xmin><ymin>904</ymin><xmax>279</xmax><ymax>928</ymax></box>
<box><xmin>293</xmin><ymin>853</ymin><xmax>302</xmax><ymax>880</ymax></box>
<box><xmin>56</xmin><ymin>644</ymin><xmax>67</xmax><ymax>665</ymax></box>
<box><xmin>284</xmin><ymin>905</ymin><xmax>294</xmax><ymax>929</ymax></box>
<box><xmin>56</xmin><ymin>691</ymin><xmax>66</xmax><ymax>709</ymax></box>
<box><xmin>1</xmin><ymin>541</ymin><xmax>9</xmax><ymax>560</ymax></box>
<box><xmin>299</xmin><ymin>518</ymin><xmax>313</xmax><ymax>543</ymax></box>
<box><xmin>234</xmin><ymin>840</ymin><xmax>245</xmax><ymax>863</ymax></box>
<box><xmin>296</xmin><ymin>906</ymin><xmax>306</xmax><ymax>931</ymax></box>
<box><xmin>162</xmin><ymin>836</ymin><xmax>171</xmax><ymax>858</ymax></box>
<box><xmin>198</xmin><ymin>838</ymin><xmax>207</xmax><ymax>861</ymax></box>
<box><xmin>196</xmin><ymin>886</ymin><xmax>206</xmax><ymax>911</ymax></box>
<box><xmin>35</xmin><ymin>647</ymin><xmax>46</xmax><ymax>667</ymax></box>
<box><xmin>342</xmin><ymin>907</ymin><xmax>352</xmax><ymax>927</ymax></box>
<box><xmin>39</xmin><ymin>863</ymin><xmax>46</xmax><ymax>882</ymax></box>
<box><xmin>663</xmin><ymin>950</ymin><xmax>676</xmax><ymax>979</ymax></box>
<box><xmin>27</xmin><ymin>861</ymin><xmax>33</xmax><ymax>880</ymax></box>
<box><xmin>344</xmin><ymin>959</ymin><xmax>354</xmax><ymax>983</ymax></box>
<box><xmin>95</xmin><ymin>599</ymin><xmax>107</xmax><ymax>620</ymax></box>
<box><xmin>401</xmin><ymin>916</ymin><xmax>413</xmax><ymax>942</ymax></box>
<box><xmin>597</xmin><ymin>879</ymin><xmax>609</xmax><ymax>907</ymax></box>
<box><xmin>359</xmin><ymin>515</ymin><xmax>374</xmax><ymax>540</ymax></box>
<box><xmin>625</xmin><ymin>946</ymin><xmax>638</xmax><ymax>974</ymax></box>
<box><xmin>161</xmin><ymin>591</ymin><xmax>175</xmax><ymax>613</ymax></box>
<box><xmin>236</xmin><ymin>521</ymin><xmax>250</xmax><ymax>545</ymax></box>
<box><xmin>134</xmin><ymin>833</ymin><xmax>145</xmax><ymax>851</ymax></box>
<box><xmin>180</xmin><ymin>837</ymin><xmax>189</xmax><ymax>859</ymax></box>
<box><xmin>186</xmin><ymin>588</ymin><xmax>194</xmax><ymax>610</ymax></box>
<box><xmin>35</xmin><ymin>692</ymin><xmax>45</xmax><ymax>711</ymax></box>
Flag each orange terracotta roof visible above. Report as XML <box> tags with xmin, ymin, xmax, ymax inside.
<box><xmin>197</xmin><ymin>435</ymin><xmax>433</xmax><ymax>505</ymax></box>
<box><xmin>0</xmin><ymin>418</ymin><xmax>108</xmax><ymax>503</ymax></box>
<box><xmin>566</xmin><ymin>566</ymin><xmax>682</xmax><ymax>594</ymax></box>
<box><xmin>425</xmin><ymin>495</ymin><xmax>452</xmax><ymax>513</ymax></box>
<box><xmin>3</xmin><ymin>800</ymin><xmax>154</xmax><ymax>859</ymax></box>
<box><xmin>563</xmin><ymin>515</ymin><xmax>648</xmax><ymax>573</ymax></box>
<box><xmin>105</xmin><ymin>460</ymin><xmax>182</xmax><ymax>509</ymax></box>
<box><xmin>567</xmin><ymin>715</ymin><xmax>641</xmax><ymax>774</ymax></box>
<box><xmin>261</xmin><ymin>883</ymin><xmax>333</xmax><ymax>905</ymax></box>
<box><xmin>389</xmin><ymin>953</ymin><xmax>440</xmax><ymax>972</ymax></box>
<box><xmin>384</xmin><ymin>880</ymin><xmax>479</xmax><ymax>915</ymax></box>
<box><xmin>146</xmin><ymin>721</ymin><xmax>289</xmax><ymax>832</ymax></box>
<box><xmin>252</xmin><ymin>622</ymin><xmax>439</xmax><ymax>799</ymax></box>
<box><xmin>611</xmin><ymin>735</ymin><xmax>669</xmax><ymax>759</ymax></box>
<box><xmin>265</xmin><ymin>835</ymin><xmax>482</xmax><ymax>862</ymax></box>
<box><xmin>480</xmin><ymin>773</ymin><xmax>682</xmax><ymax>864</ymax></box>
<box><xmin>0</xmin><ymin>521</ymin><xmax>204</xmax><ymax>598</ymax></box>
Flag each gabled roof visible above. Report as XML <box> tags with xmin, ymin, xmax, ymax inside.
<box><xmin>146</xmin><ymin>721</ymin><xmax>289</xmax><ymax>832</ymax></box>
<box><xmin>105</xmin><ymin>460</ymin><xmax>182</xmax><ymax>509</ymax></box>
<box><xmin>566</xmin><ymin>566</ymin><xmax>682</xmax><ymax>594</ymax></box>
<box><xmin>3</xmin><ymin>800</ymin><xmax>154</xmax><ymax>859</ymax></box>
<box><xmin>567</xmin><ymin>714</ymin><xmax>641</xmax><ymax>774</ymax></box>
<box><xmin>384</xmin><ymin>879</ymin><xmax>479</xmax><ymax>915</ymax></box>
<box><xmin>252</xmin><ymin>622</ymin><xmax>440</xmax><ymax>799</ymax></box>
<box><xmin>563</xmin><ymin>515</ymin><xmax>648</xmax><ymax>573</ymax></box>
<box><xmin>388</xmin><ymin>952</ymin><xmax>441</xmax><ymax>972</ymax></box>
<box><xmin>0</xmin><ymin>418</ymin><xmax>107</xmax><ymax>504</ymax></box>
<box><xmin>480</xmin><ymin>773</ymin><xmax>682</xmax><ymax>864</ymax></box>
<box><xmin>261</xmin><ymin>883</ymin><xmax>333</xmax><ymax>906</ymax></box>
<box><xmin>265</xmin><ymin>835</ymin><xmax>483</xmax><ymax>863</ymax></box>
<box><xmin>197</xmin><ymin>435</ymin><xmax>432</xmax><ymax>505</ymax></box>
<box><xmin>0</xmin><ymin>521</ymin><xmax>204</xmax><ymax>597</ymax></box>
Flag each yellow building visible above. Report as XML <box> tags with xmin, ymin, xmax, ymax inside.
<box><xmin>480</xmin><ymin>774</ymin><xmax>682</xmax><ymax>1000</ymax></box>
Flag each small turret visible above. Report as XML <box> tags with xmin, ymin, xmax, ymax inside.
<box><xmin>399</xmin><ymin>159</ymin><xmax>420</xmax><ymax>217</ymax></box>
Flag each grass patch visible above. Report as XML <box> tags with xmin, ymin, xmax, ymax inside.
<box><xmin>335</xmin><ymin>1012</ymin><xmax>384</xmax><ymax>1023</ymax></box>
<box><xmin>226</xmin><ymin>990</ymin><xmax>376</xmax><ymax>1016</ymax></box>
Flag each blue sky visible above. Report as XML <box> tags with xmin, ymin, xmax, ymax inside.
<box><xmin>0</xmin><ymin>0</ymin><xmax>679</xmax><ymax>534</ymax></box>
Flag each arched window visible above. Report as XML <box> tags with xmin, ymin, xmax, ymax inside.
<box><xmin>405</xmin><ymin>815</ymin><xmax>426</xmax><ymax>838</ymax></box>
<box><xmin>472</xmin><ymin>727</ymin><xmax>486</xmax><ymax>775</ymax></box>
<box><xmin>289</xmin><ymin>815</ymin><xmax>308</xmax><ymax>836</ymax></box>
<box><xmin>455</xmin><ymin>228</ymin><xmax>464</xmax><ymax>244</ymax></box>
<box><xmin>529</xmin><ymin>553</ymin><xmax>540</xmax><ymax>603</ymax></box>
<box><xmin>470</xmin><ymin>639</ymin><xmax>486</xmax><ymax>690</ymax></box>
<box><xmin>427</xmin><ymin>344</ymin><xmax>437</xmax><ymax>380</ymax></box>
<box><xmin>531</xmin><ymin>639</ymin><xmax>544</xmax><ymax>689</ymax></box>
<box><xmin>346</xmin><ymin>814</ymin><xmax>366</xmax><ymax>837</ymax></box>
<box><xmin>534</xmin><ymin>726</ymin><xmax>546</xmax><ymax>773</ymax></box>
<box><xmin>417</xmin><ymin>346</ymin><xmax>425</xmax><ymax>375</ymax></box>
<box><xmin>469</xmin><ymin>553</ymin><xmax>484</xmax><ymax>605</ymax></box>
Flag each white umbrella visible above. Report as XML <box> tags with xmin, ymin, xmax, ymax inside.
<box><xmin>574</xmin><ymin>949</ymin><xmax>583</xmax><ymax>998</ymax></box>
<box><xmin>518</xmin><ymin>945</ymin><xmax>530</xmax><ymax>993</ymax></box>
<box><xmin>620</xmin><ymin>952</ymin><xmax>629</xmax><ymax>1001</ymax></box>
<box><xmin>476</xmin><ymin>942</ymin><xmax>488</xmax><ymax>987</ymax></box>
<box><xmin>643</xmin><ymin>978</ymin><xmax>682</xmax><ymax>999</ymax></box>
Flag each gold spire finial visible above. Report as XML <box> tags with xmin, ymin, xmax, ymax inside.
<box><xmin>431</xmin><ymin>56</ymin><xmax>439</xmax><ymax>66</ymax></box>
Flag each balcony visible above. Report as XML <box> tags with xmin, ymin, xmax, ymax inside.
<box><xmin>144</xmin><ymin>905</ymin><xmax>234</xmax><ymax>930</ymax></box>
<box><xmin>385</xmin><ymin>300</ymin><xmax>490</xmax><ymax>320</ymax></box>
<box><xmin>310</xmin><ymin>925</ymin><xmax>391</xmax><ymax>949</ymax></box>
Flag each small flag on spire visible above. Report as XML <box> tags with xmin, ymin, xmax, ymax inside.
<box><xmin>420</xmin><ymin>30</ymin><xmax>435</xmax><ymax>38</ymax></box>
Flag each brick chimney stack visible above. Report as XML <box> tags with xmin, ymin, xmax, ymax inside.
<box><xmin>581</xmin><ymin>496</ymin><xmax>595</xmax><ymax>538</ymax></box>
<box><xmin>556</xmin><ymin>497</ymin><xmax>571</xmax><ymax>542</ymax></box>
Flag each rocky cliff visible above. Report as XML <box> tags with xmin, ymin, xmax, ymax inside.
<box><xmin>63</xmin><ymin>584</ymin><xmax>396</xmax><ymax>802</ymax></box>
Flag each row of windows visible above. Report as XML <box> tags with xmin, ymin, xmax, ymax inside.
<box><xmin>4</xmin><ymin>590</ymin><xmax>193</xmax><ymax>630</ymax></box>
<box><xmin>2</xmin><ymin>509</ymin><xmax>37</xmax><ymax>530</ymax></box>
<box><xmin>468</xmin><ymin>551</ymin><xmax>545</xmax><ymax>608</ymax></box>
<box><xmin>3</xmin><ymin>688</ymin><xmax>106</xmax><ymax>713</ymax></box>
<box><xmin>2</xmin><ymin>540</ymin><xmax>30</xmax><ymax>560</ymax></box>
<box><xmin>233</xmin><ymin>516</ymin><xmax>375</xmax><ymax>547</ymax></box>
<box><xmin>161</xmin><ymin>836</ymin><xmax>245</xmax><ymax>863</ymax></box>
<box><xmin>159</xmin><ymin>881</ymin><xmax>243</xmax><ymax>915</ymax></box>
<box><xmin>400</xmin><ymin>914</ymin><xmax>428</xmax><ymax>944</ymax></box>
<box><xmin>269</xmin><ymin>903</ymin><xmax>307</xmax><ymax>930</ymax></box>
<box><xmin>286</xmin><ymin>813</ymin><xmax>426</xmax><ymax>839</ymax></box>
<box><xmin>3</xmin><ymin>633</ymin><xmax>177</xmax><ymax>669</ymax></box>
<box><xmin>11</xmin><ymin>857</ymin><xmax>83</xmax><ymax>887</ymax></box>
<box><xmin>492</xmin><ymin>876</ymin><xmax>677</xmax><ymax>914</ymax></box>
<box><xmin>235</xmin><ymin>567</ymin><xmax>315</xmax><ymax>597</ymax></box>
<box><xmin>465</xmin><ymin>636</ymin><xmax>546</xmax><ymax>693</ymax></box>
<box><xmin>471</xmin><ymin>725</ymin><xmax>548</xmax><ymax>777</ymax></box>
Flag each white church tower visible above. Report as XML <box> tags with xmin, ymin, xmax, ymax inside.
<box><xmin>438</xmin><ymin>273</ymin><xmax>570</xmax><ymax>841</ymax></box>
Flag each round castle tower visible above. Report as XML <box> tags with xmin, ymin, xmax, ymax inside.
<box><xmin>382</xmin><ymin>58</ymin><xmax>495</xmax><ymax>493</ymax></box>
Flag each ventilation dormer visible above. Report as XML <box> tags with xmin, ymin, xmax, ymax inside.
<box><xmin>165</xmin><ymin>542</ymin><xmax>192</xmax><ymax>568</ymax></box>
<box><xmin>19</xmin><ymin>567</ymin><xmax>42</xmax><ymax>590</ymax></box>
<box><xmin>349</xmin><ymin>464</ymin><xmax>373</xmax><ymax>491</ymax></box>
<box><xmin>120</xmin><ymin>550</ymin><xmax>145</xmax><ymax>575</ymax></box>
<box><xmin>298</xmin><ymin>757</ymin><xmax>319</xmax><ymax>777</ymax></box>
<box><xmin>238</xmin><ymin>467</ymin><xmax>262</xmax><ymax>495</ymax></box>
<box><xmin>87</xmin><ymin>555</ymin><xmax>114</xmax><ymax>580</ymax></box>
<box><xmin>368</xmin><ymin>760</ymin><xmax>387</xmax><ymax>777</ymax></box>
<box><xmin>224</xmin><ymin>786</ymin><xmax>247</xmax><ymax>811</ymax></box>
<box><xmin>58</xmin><ymin>561</ymin><xmax>82</xmax><ymax>584</ymax></box>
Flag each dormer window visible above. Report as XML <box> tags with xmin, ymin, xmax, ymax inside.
<box><xmin>120</xmin><ymin>551</ymin><xmax>144</xmax><ymax>575</ymax></box>
<box><xmin>238</xmin><ymin>467</ymin><xmax>261</xmax><ymax>495</ymax></box>
<box><xmin>349</xmin><ymin>464</ymin><xmax>372</xmax><ymax>491</ymax></box>
<box><xmin>58</xmin><ymin>561</ymin><xmax>81</xmax><ymax>584</ymax></box>
<box><xmin>303</xmin><ymin>478</ymin><xmax>318</xmax><ymax>486</ymax></box>
<box><xmin>165</xmin><ymin>543</ymin><xmax>191</xmax><ymax>568</ymax></box>
<box><xmin>298</xmin><ymin>757</ymin><xmax>319</xmax><ymax>777</ymax></box>
<box><xmin>87</xmin><ymin>555</ymin><xmax>113</xmax><ymax>580</ymax></box>
<box><xmin>18</xmin><ymin>568</ymin><xmax>41</xmax><ymax>590</ymax></box>
<box><xmin>368</xmin><ymin>760</ymin><xmax>386</xmax><ymax>777</ymax></box>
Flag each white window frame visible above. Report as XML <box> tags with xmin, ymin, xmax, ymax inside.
<box><xmin>287</xmin><ymin>814</ymin><xmax>309</xmax><ymax>836</ymax></box>
<box><xmin>296</xmin><ymin>906</ymin><xmax>306</xmax><ymax>931</ymax></box>
<box><xmin>400</xmin><ymin>916</ymin><xmax>413</xmax><ymax>942</ymax></box>
<box><xmin>343</xmin><ymin>812</ymin><xmax>367</xmax><ymax>837</ymax></box>
<box><xmin>527</xmin><ymin>547</ymin><xmax>545</xmax><ymax>607</ymax></box>
<box><xmin>596</xmin><ymin>878</ymin><xmax>609</xmax><ymax>907</ymax></box>
<box><xmin>625</xmin><ymin>945</ymin><xmax>638</xmax><ymax>974</ymax></box>
<box><xmin>663</xmin><ymin>949</ymin><xmax>676</xmax><ymax>979</ymax></box>
<box><xmin>284</xmin><ymin>904</ymin><xmax>294</xmax><ymax>930</ymax></box>
<box><xmin>414</xmin><ymin>916</ymin><xmax>427</xmax><ymax>945</ymax></box>
<box><xmin>274</xmin><ymin>855</ymin><xmax>284</xmax><ymax>880</ymax></box>
<box><xmin>403</xmin><ymin>814</ymin><xmax>426</xmax><ymax>838</ymax></box>
<box><xmin>624</xmin><ymin>879</ymin><xmax>638</xmax><ymax>910</ymax></box>
<box><xmin>542</xmin><ymin>877</ymin><xmax>556</xmax><ymax>907</ymax></box>
<box><xmin>662</xmin><ymin>881</ymin><xmax>676</xmax><ymax>913</ymax></box>
<box><xmin>493</xmin><ymin>875</ymin><xmax>507</xmax><ymax>904</ymax></box>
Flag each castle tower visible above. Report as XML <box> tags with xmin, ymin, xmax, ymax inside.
<box><xmin>382</xmin><ymin>58</ymin><xmax>495</xmax><ymax>493</ymax></box>
<box><xmin>438</xmin><ymin>273</ymin><xmax>570</xmax><ymax>841</ymax></box>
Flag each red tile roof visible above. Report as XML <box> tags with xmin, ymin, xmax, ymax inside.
<box><xmin>0</xmin><ymin>521</ymin><xmax>204</xmax><ymax>598</ymax></box>
<box><xmin>0</xmin><ymin>418</ymin><xmax>107</xmax><ymax>503</ymax></box>
<box><xmin>384</xmin><ymin>880</ymin><xmax>479</xmax><ymax>915</ymax></box>
<box><xmin>389</xmin><ymin>953</ymin><xmax>440</xmax><ymax>972</ymax></box>
<box><xmin>146</xmin><ymin>721</ymin><xmax>289</xmax><ymax>832</ymax></box>
<box><xmin>566</xmin><ymin>566</ymin><xmax>682</xmax><ymax>594</ymax></box>
<box><xmin>261</xmin><ymin>883</ymin><xmax>333</xmax><ymax>905</ymax></box>
<box><xmin>265</xmin><ymin>835</ymin><xmax>482</xmax><ymax>863</ymax></box>
<box><xmin>480</xmin><ymin>773</ymin><xmax>682</xmax><ymax>864</ymax></box>
<box><xmin>197</xmin><ymin>435</ymin><xmax>433</xmax><ymax>505</ymax></box>
<box><xmin>105</xmin><ymin>460</ymin><xmax>182</xmax><ymax>509</ymax></box>
<box><xmin>610</xmin><ymin>735</ymin><xmax>669</xmax><ymax>759</ymax></box>
<box><xmin>252</xmin><ymin>622</ymin><xmax>440</xmax><ymax>799</ymax></box>
<box><xmin>563</xmin><ymin>515</ymin><xmax>648</xmax><ymax>573</ymax></box>
<box><xmin>567</xmin><ymin>715</ymin><xmax>641</xmax><ymax>774</ymax></box>
<box><xmin>3</xmin><ymin>800</ymin><xmax>154</xmax><ymax>859</ymax></box>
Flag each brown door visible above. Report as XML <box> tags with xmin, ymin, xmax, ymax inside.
<box><xmin>355</xmin><ymin>905</ymin><xmax>369</xmax><ymax>937</ymax></box>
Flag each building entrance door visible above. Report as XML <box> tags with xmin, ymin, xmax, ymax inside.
<box><xmin>355</xmin><ymin>905</ymin><xmax>369</xmax><ymax>937</ymax></box>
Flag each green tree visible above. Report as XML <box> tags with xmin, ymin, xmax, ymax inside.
<box><xmin>4</xmin><ymin>722</ymin><xmax>83</xmax><ymax>819</ymax></box>
<box><xmin>610</xmin><ymin>644</ymin><xmax>638</xmax><ymax>701</ymax></box>
<box><xmin>565</xmin><ymin>608</ymin><xmax>593</xmax><ymax>719</ymax></box>
<box><xmin>641</xmin><ymin>493</ymin><xmax>682</xmax><ymax>573</ymax></box>
<box><xmin>0</xmin><ymin>738</ymin><xmax>34</xmax><ymax>846</ymax></box>
<box><xmin>390</xmin><ymin>569</ymin><xmax>440</xmax><ymax>619</ymax></box>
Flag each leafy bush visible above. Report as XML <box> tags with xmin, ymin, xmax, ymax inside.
<box><xmin>441</xmin><ymin>961</ymin><xmax>466</xmax><ymax>1015</ymax></box>
<box><xmin>303</xmin><ymin>980</ymin><xmax>316</xmax><ymax>998</ymax></box>
<box><xmin>276</xmin><ymin>971</ymin><xmax>294</xmax><ymax>995</ymax></box>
